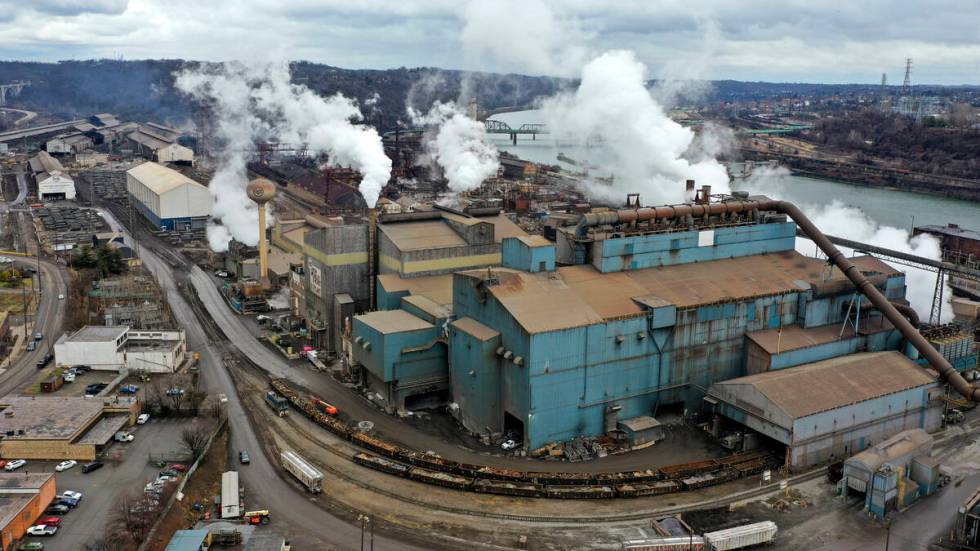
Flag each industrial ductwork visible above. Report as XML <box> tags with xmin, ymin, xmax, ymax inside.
<box><xmin>577</xmin><ymin>197</ymin><xmax>980</xmax><ymax>402</ymax></box>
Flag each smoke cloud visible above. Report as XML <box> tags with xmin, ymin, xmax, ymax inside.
<box><xmin>537</xmin><ymin>50</ymin><xmax>730</xmax><ymax>205</ymax></box>
<box><xmin>459</xmin><ymin>0</ymin><xmax>590</xmax><ymax>78</ymax></box>
<box><xmin>742</xmin><ymin>166</ymin><xmax>952</xmax><ymax>322</ymax></box>
<box><xmin>411</xmin><ymin>102</ymin><xmax>499</xmax><ymax>195</ymax></box>
<box><xmin>175</xmin><ymin>61</ymin><xmax>390</xmax><ymax>251</ymax></box>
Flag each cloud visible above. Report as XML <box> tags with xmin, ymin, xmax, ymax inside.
<box><xmin>7</xmin><ymin>0</ymin><xmax>129</xmax><ymax>16</ymax></box>
<box><xmin>0</xmin><ymin>1</ymin><xmax>978</xmax><ymax>84</ymax></box>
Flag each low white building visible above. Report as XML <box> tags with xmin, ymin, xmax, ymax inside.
<box><xmin>54</xmin><ymin>325</ymin><xmax>187</xmax><ymax>373</ymax></box>
<box><xmin>46</xmin><ymin>133</ymin><xmax>93</xmax><ymax>155</ymax></box>
<box><xmin>126</xmin><ymin>162</ymin><xmax>211</xmax><ymax>231</ymax></box>
<box><xmin>126</xmin><ymin>123</ymin><xmax>194</xmax><ymax>164</ymax></box>
<box><xmin>28</xmin><ymin>151</ymin><xmax>76</xmax><ymax>200</ymax></box>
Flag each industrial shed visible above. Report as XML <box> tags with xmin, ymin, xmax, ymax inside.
<box><xmin>126</xmin><ymin>162</ymin><xmax>211</xmax><ymax>231</ymax></box>
<box><xmin>127</xmin><ymin>123</ymin><xmax>194</xmax><ymax>164</ymax></box>
<box><xmin>708</xmin><ymin>351</ymin><xmax>944</xmax><ymax>470</ymax></box>
<box><xmin>29</xmin><ymin>151</ymin><xmax>76</xmax><ymax>200</ymax></box>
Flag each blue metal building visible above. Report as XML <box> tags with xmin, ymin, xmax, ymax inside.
<box><xmin>349</xmin><ymin>195</ymin><xmax>971</xmax><ymax>453</ymax></box>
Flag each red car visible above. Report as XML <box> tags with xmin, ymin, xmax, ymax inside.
<box><xmin>38</xmin><ymin>517</ymin><xmax>61</xmax><ymax>527</ymax></box>
<box><xmin>167</xmin><ymin>464</ymin><xmax>188</xmax><ymax>473</ymax></box>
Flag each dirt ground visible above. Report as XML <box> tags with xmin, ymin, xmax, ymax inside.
<box><xmin>233</xmin><ymin>361</ymin><xmax>791</xmax><ymax>551</ymax></box>
<box><xmin>145</xmin><ymin>426</ymin><xmax>230</xmax><ymax>551</ymax></box>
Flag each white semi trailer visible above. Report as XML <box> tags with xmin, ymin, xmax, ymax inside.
<box><xmin>281</xmin><ymin>450</ymin><xmax>323</xmax><ymax>493</ymax></box>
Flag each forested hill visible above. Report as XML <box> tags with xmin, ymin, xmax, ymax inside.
<box><xmin>0</xmin><ymin>59</ymin><xmax>566</xmax><ymax>128</ymax></box>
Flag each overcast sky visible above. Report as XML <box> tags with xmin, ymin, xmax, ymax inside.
<box><xmin>0</xmin><ymin>0</ymin><xmax>977</xmax><ymax>84</ymax></box>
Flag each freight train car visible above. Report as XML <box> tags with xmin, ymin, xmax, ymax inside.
<box><xmin>622</xmin><ymin>537</ymin><xmax>705</xmax><ymax>551</ymax></box>
<box><xmin>281</xmin><ymin>450</ymin><xmax>323</xmax><ymax>493</ymax></box>
<box><xmin>266</xmin><ymin>380</ymin><xmax>774</xmax><ymax>500</ymax></box>
<box><xmin>703</xmin><ymin>521</ymin><xmax>777</xmax><ymax>550</ymax></box>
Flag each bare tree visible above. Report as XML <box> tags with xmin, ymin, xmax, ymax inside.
<box><xmin>145</xmin><ymin>378</ymin><xmax>166</xmax><ymax>415</ymax></box>
<box><xmin>167</xmin><ymin>374</ymin><xmax>190</xmax><ymax>411</ymax></box>
<box><xmin>110</xmin><ymin>490</ymin><xmax>156</xmax><ymax>546</ymax></box>
<box><xmin>181</xmin><ymin>425</ymin><xmax>211</xmax><ymax>460</ymax></box>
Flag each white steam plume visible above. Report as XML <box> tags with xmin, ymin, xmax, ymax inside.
<box><xmin>742</xmin><ymin>166</ymin><xmax>952</xmax><ymax>322</ymax></box>
<box><xmin>175</xmin><ymin>61</ymin><xmax>390</xmax><ymax>252</ymax></box>
<box><xmin>410</xmin><ymin>102</ymin><xmax>499</xmax><ymax>196</ymax></box>
<box><xmin>460</xmin><ymin>0</ymin><xmax>590</xmax><ymax>77</ymax></box>
<box><xmin>537</xmin><ymin>50</ymin><xmax>730</xmax><ymax>205</ymax></box>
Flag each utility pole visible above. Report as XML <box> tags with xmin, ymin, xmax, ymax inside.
<box><xmin>902</xmin><ymin>58</ymin><xmax>913</xmax><ymax>97</ymax></box>
<box><xmin>885</xmin><ymin>520</ymin><xmax>891</xmax><ymax>551</ymax></box>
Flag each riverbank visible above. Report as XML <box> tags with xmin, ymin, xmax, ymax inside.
<box><xmin>739</xmin><ymin>148</ymin><xmax>980</xmax><ymax>202</ymax></box>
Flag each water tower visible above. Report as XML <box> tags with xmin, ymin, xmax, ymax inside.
<box><xmin>246</xmin><ymin>177</ymin><xmax>276</xmax><ymax>288</ymax></box>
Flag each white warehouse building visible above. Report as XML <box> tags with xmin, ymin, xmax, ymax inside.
<box><xmin>28</xmin><ymin>151</ymin><xmax>76</xmax><ymax>201</ymax></box>
<box><xmin>54</xmin><ymin>325</ymin><xmax>188</xmax><ymax>373</ymax></box>
<box><xmin>126</xmin><ymin>162</ymin><xmax>211</xmax><ymax>232</ymax></box>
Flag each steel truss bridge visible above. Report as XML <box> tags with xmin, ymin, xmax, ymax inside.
<box><xmin>484</xmin><ymin>119</ymin><xmax>548</xmax><ymax>145</ymax></box>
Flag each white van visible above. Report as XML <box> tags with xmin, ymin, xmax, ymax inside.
<box><xmin>136</xmin><ymin>413</ymin><xmax>150</xmax><ymax>425</ymax></box>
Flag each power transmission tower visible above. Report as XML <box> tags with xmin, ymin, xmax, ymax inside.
<box><xmin>902</xmin><ymin>58</ymin><xmax>913</xmax><ymax>96</ymax></box>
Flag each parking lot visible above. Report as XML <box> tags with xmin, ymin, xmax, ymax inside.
<box><xmin>19</xmin><ymin>415</ymin><xmax>208</xmax><ymax>550</ymax></box>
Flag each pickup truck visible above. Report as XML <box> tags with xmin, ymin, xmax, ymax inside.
<box><xmin>114</xmin><ymin>431</ymin><xmax>134</xmax><ymax>443</ymax></box>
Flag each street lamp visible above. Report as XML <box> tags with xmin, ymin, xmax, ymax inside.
<box><xmin>358</xmin><ymin>514</ymin><xmax>373</xmax><ymax>551</ymax></box>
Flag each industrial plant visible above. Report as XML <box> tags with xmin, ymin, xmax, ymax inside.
<box><xmin>0</xmin><ymin>10</ymin><xmax>977</xmax><ymax>548</ymax></box>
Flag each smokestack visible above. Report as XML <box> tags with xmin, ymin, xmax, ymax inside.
<box><xmin>246</xmin><ymin>178</ymin><xmax>277</xmax><ymax>289</ymax></box>
<box><xmin>685</xmin><ymin>179</ymin><xmax>695</xmax><ymax>196</ymax></box>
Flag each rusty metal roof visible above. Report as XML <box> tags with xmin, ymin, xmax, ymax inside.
<box><xmin>451</xmin><ymin>317</ymin><xmax>499</xmax><ymax>341</ymax></box>
<box><xmin>377</xmin><ymin>273</ymin><xmax>453</xmax><ymax>306</ymax></box>
<box><xmin>477</xmin><ymin>269</ymin><xmax>605</xmax><ymax>334</ymax></box>
<box><xmin>713</xmin><ymin>351</ymin><xmax>936</xmax><ymax>419</ymax></box>
<box><xmin>356</xmin><ymin>309</ymin><xmax>434</xmax><ymax>334</ymax></box>
<box><xmin>747</xmin><ymin>318</ymin><xmax>895</xmax><ymax>355</ymax></box>
<box><xmin>464</xmin><ymin>250</ymin><xmax>901</xmax><ymax>335</ymax></box>
<box><xmin>379</xmin><ymin>214</ymin><xmax>526</xmax><ymax>252</ymax></box>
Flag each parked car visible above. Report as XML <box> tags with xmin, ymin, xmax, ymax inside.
<box><xmin>43</xmin><ymin>504</ymin><xmax>69</xmax><ymax>515</ymax></box>
<box><xmin>57</xmin><ymin>294</ymin><xmax>64</xmax><ymax>300</ymax></box>
<box><xmin>56</xmin><ymin>496</ymin><xmax>78</xmax><ymax>508</ymax></box>
<box><xmin>62</xmin><ymin>372</ymin><xmax>75</xmax><ymax>383</ymax></box>
<box><xmin>165</xmin><ymin>388</ymin><xmax>185</xmax><ymax>396</ymax></box>
<box><xmin>54</xmin><ymin>460</ymin><xmax>76</xmax><ymax>472</ymax></box>
<box><xmin>4</xmin><ymin>459</ymin><xmax>26</xmax><ymax>471</ymax></box>
<box><xmin>218</xmin><ymin>393</ymin><xmax>228</xmax><ymax>404</ymax></box>
<box><xmin>81</xmin><ymin>461</ymin><xmax>104</xmax><ymax>474</ymax></box>
<box><xmin>119</xmin><ymin>384</ymin><xmax>139</xmax><ymax>395</ymax></box>
<box><xmin>20</xmin><ymin>542</ymin><xmax>44</xmax><ymax>550</ymax></box>
<box><xmin>84</xmin><ymin>383</ymin><xmax>107</xmax><ymax>395</ymax></box>
<box><xmin>73</xmin><ymin>365</ymin><xmax>91</xmax><ymax>373</ymax></box>
<box><xmin>214</xmin><ymin>270</ymin><xmax>230</xmax><ymax>278</ymax></box>
<box><xmin>114</xmin><ymin>431</ymin><xmax>134</xmax><ymax>443</ymax></box>
<box><xmin>159</xmin><ymin>469</ymin><xmax>178</xmax><ymax>478</ymax></box>
<box><xmin>239</xmin><ymin>450</ymin><xmax>251</xmax><ymax>464</ymax></box>
<box><xmin>33</xmin><ymin>332</ymin><xmax>43</xmax><ymax>341</ymax></box>
<box><xmin>61</xmin><ymin>491</ymin><xmax>82</xmax><ymax>501</ymax></box>
<box><xmin>26</xmin><ymin>341</ymin><xmax>35</xmax><ymax>352</ymax></box>
<box><xmin>167</xmin><ymin>463</ymin><xmax>187</xmax><ymax>473</ymax></box>
<box><xmin>137</xmin><ymin>413</ymin><xmax>150</xmax><ymax>424</ymax></box>
<box><xmin>501</xmin><ymin>439</ymin><xmax>518</xmax><ymax>451</ymax></box>
<box><xmin>26</xmin><ymin>525</ymin><xmax>57</xmax><ymax>537</ymax></box>
<box><xmin>37</xmin><ymin>517</ymin><xmax>61</xmax><ymax>528</ymax></box>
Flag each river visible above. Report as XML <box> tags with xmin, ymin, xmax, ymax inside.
<box><xmin>487</xmin><ymin>109</ymin><xmax>980</xmax><ymax>233</ymax></box>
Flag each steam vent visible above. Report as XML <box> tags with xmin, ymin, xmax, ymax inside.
<box><xmin>247</xmin><ymin>177</ymin><xmax>276</xmax><ymax>288</ymax></box>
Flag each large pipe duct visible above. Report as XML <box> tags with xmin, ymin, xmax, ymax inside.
<box><xmin>577</xmin><ymin>198</ymin><xmax>980</xmax><ymax>401</ymax></box>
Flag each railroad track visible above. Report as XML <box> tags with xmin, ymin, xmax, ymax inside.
<box><xmin>272</xmin><ymin>397</ymin><xmax>824</xmax><ymax>523</ymax></box>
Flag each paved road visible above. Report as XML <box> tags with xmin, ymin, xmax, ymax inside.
<box><xmin>142</xmin><ymin>249</ymin><xmax>422</xmax><ymax>550</ymax></box>
<box><xmin>0</xmin><ymin>257</ymin><xmax>68</xmax><ymax>396</ymax></box>
<box><xmin>0</xmin><ymin>167</ymin><xmax>28</xmax><ymax>213</ymax></box>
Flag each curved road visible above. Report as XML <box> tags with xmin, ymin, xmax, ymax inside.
<box><xmin>0</xmin><ymin>257</ymin><xmax>68</xmax><ymax>396</ymax></box>
<box><xmin>140</xmin><ymin>249</ymin><xmax>423</xmax><ymax>550</ymax></box>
